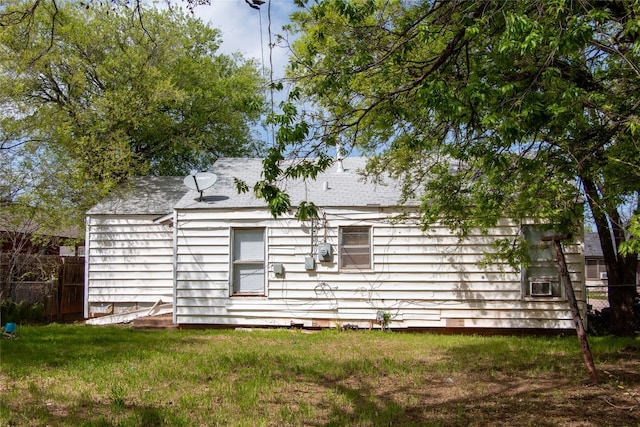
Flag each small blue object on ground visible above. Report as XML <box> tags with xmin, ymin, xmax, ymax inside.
<box><xmin>3</xmin><ymin>322</ymin><xmax>17</xmax><ymax>336</ymax></box>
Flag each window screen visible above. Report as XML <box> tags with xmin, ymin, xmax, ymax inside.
<box><xmin>586</xmin><ymin>259</ymin><xmax>607</xmax><ymax>279</ymax></box>
<box><xmin>522</xmin><ymin>226</ymin><xmax>562</xmax><ymax>297</ymax></box>
<box><xmin>340</xmin><ymin>226</ymin><xmax>371</xmax><ymax>269</ymax></box>
<box><xmin>232</xmin><ymin>228</ymin><xmax>265</xmax><ymax>295</ymax></box>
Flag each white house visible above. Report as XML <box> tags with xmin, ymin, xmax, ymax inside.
<box><xmin>85</xmin><ymin>157</ymin><xmax>586</xmax><ymax>331</ymax></box>
<box><xmin>84</xmin><ymin>176</ymin><xmax>186</xmax><ymax>318</ymax></box>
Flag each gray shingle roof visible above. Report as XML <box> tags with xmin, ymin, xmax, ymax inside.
<box><xmin>87</xmin><ymin>158</ymin><xmax>412</xmax><ymax>215</ymax></box>
<box><xmin>87</xmin><ymin>176</ymin><xmax>187</xmax><ymax>215</ymax></box>
<box><xmin>174</xmin><ymin>157</ymin><xmax>408</xmax><ymax>210</ymax></box>
<box><xmin>584</xmin><ymin>232</ymin><xmax>604</xmax><ymax>257</ymax></box>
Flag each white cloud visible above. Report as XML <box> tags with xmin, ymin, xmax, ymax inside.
<box><xmin>190</xmin><ymin>1</ymin><xmax>301</xmax><ymax>143</ymax></box>
<box><xmin>193</xmin><ymin>0</ymin><xmax>297</xmax><ymax>81</ymax></box>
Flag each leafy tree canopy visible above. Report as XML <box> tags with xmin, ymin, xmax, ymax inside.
<box><xmin>261</xmin><ymin>0</ymin><xmax>640</xmax><ymax>334</ymax></box>
<box><xmin>0</xmin><ymin>0</ymin><xmax>266</xmax><ymax>232</ymax></box>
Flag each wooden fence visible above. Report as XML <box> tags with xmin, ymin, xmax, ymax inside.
<box><xmin>1</xmin><ymin>254</ymin><xmax>84</xmax><ymax>320</ymax></box>
<box><xmin>59</xmin><ymin>257</ymin><xmax>84</xmax><ymax>316</ymax></box>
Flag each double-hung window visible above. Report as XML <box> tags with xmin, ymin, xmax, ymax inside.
<box><xmin>231</xmin><ymin>228</ymin><xmax>265</xmax><ymax>295</ymax></box>
<box><xmin>339</xmin><ymin>226</ymin><xmax>371</xmax><ymax>270</ymax></box>
<box><xmin>522</xmin><ymin>225</ymin><xmax>562</xmax><ymax>298</ymax></box>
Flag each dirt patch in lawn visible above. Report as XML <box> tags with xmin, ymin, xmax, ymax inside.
<box><xmin>259</xmin><ymin>347</ymin><xmax>640</xmax><ymax>426</ymax></box>
<box><xmin>266</xmin><ymin>369</ymin><xmax>639</xmax><ymax>426</ymax></box>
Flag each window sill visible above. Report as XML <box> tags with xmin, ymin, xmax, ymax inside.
<box><xmin>231</xmin><ymin>293</ymin><xmax>266</xmax><ymax>298</ymax></box>
<box><xmin>522</xmin><ymin>296</ymin><xmax>566</xmax><ymax>301</ymax></box>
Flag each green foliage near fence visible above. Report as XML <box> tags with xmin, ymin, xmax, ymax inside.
<box><xmin>0</xmin><ymin>299</ymin><xmax>45</xmax><ymax>325</ymax></box>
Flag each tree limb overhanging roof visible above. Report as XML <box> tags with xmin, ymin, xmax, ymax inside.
<box><xmin>174</xmin><ymin>157</ymin><xmax>407</xmax><ymax>210</ymax></box>
<box><xmin>87</xmin><ymin>158</ymin><xmax>412</xmax><ymax>216</ymax></box>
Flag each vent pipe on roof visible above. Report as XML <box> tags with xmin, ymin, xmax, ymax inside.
<box><xmin>336</xmin><ymin>143</ymin><xmax>344</xmax><ymax>173</ymax></box>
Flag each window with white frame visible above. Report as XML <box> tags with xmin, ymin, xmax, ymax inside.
<box><xmin>522</xmin><ymin>225</ymin><xmax>562</xmax><ymax>298</ymax></box>
<box><xmin>339</xmin><ymin>226</ymin><xmax>371</xmax><ymax>270</ymax></box>
<box><xmin>231</xmin><ymin>228</ymin><xmax>265</xmax><ymax>295</ymax></box>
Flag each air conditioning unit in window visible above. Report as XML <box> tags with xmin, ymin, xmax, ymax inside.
<box><xmin>600</xmin><ymin>272</ymin><xmax>608</xmax><ymax>280</ymax></box>
<box><xmin>530</xmin><ymin>281</ymin><xmax>553</xmax><ymax>296</ymax></box>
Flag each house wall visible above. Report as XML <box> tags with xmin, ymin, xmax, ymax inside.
<box><xmin>85</xmin><ymin>215</ymin><xmax>175</xmax><ymax>317</ymax></box>
<box><xmin>584</xmin><ymin>255</ymin><xmax>640</xmax><ymax>313</ymax></box>
<box><xmin>174</xmin><ymin>208</ymin><xmax>585</xmax><ymax>330</ymax></box>
<box><xmin>585</xmin><ymin>256</ymin><xmax>640</xmax><ymax>286</ymax></box>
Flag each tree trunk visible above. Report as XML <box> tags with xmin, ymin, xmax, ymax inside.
<box><xmin>609</xmin><ymin>252</ymin><xmax>637</xmax><ymax>336</ymax></box>
<box><xmin>582</xmin><ymin>177</ymin><xmax>637</xmax><ymax>336</ymax></box>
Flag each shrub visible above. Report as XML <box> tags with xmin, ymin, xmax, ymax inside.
<box><xmin>1</xmin><ymin>299</ymin><xmax>45</xmax><ymax>325</ymax></box>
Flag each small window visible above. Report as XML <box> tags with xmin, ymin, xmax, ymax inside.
<box><xmin>340</xmin><ymin>226</ymin><xmax>371</xmax><ymax>270</ymax></box>
<box><xmin>232</xmin><ymin>228</ymin><xmax>265</xmax><ymax>295</ymax></box>
<box><xmin>522</xmin><ymin>226</ymin><xmax>562</xmax><ymax>298</ymax></box>
<box><xmin>586</xmin><ymin>259</ymin><xmax>607</xmax><ymax>280</ymax></box>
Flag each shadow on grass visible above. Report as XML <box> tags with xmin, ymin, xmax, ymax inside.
<box><xmin>1</xmin><ymin>398</ymin><xmax>193</xmax><ymax>427</ymax></box>
<box><xmin>2</xmin><ymin>327</ymin><xmax>639</xmax><ymax>426</ymax></box>
<box><xmin>0</xmin><ymin>324</ymin><xmax>187</xmax><ymax>373</ymax></box>
<box><xmin>271</xmin><ymin>363</ymin><xmax>640</xmax><ymax>427</ymax></box>
<box><xmin>264</xmin><ymin>337</ymin><xmax>640</xmax><ymax>426</ymax></box>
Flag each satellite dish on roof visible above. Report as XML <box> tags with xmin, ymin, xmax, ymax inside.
<box><xmin>184</xmin><ymin>171</ymin><xmax>217</xmax><ymax>201</ymax></box>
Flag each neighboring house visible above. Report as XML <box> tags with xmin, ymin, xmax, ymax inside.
<box><xmin>583</xmin><ymin>231</ymin><xmax>640</xmax><ymax>288</ymax></box>
<box><xmin>584</xmin><ymin>232</ymin><xmax>609</xmax><ymax>286</ymax></box>
<box><xmin>1</xmin><ymin>210</ymin><xmax>85</xmax><ymax>317</ymax></box>
<box><xmin>85</xmin><ymin>158</ymin><xmax>586</xmax><ymax>331</ymax></box>
<box><xmin>0</xmin><ymin>212</ymin><xmax>83</xmax><ymax>256</ymax></box>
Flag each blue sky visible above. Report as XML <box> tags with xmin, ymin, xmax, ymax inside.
<box><xmin>192</xmin><ymin>0</ymin><xmax>300</xmax><ymax>145</ymax></box>
<box><xmin>194</xmin><ymin>1</ymin><xmax>297</xmax><ymax>84</ymax></box>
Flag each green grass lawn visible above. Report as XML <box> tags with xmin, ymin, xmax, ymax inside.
<box><xmin>0</xmin><ymin>324</ymin><xmax>639</xmax><ymax>426</ymax></box>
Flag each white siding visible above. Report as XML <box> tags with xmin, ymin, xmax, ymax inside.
<box><xmin>85</xmin><ymin>215</ymin><xmax>175</xmax><ymax>315</ymax></box>
<box><xmin>174</xmin><ymin>208</ymin><xmax>585</xmax><ymax>330</ymax></box>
